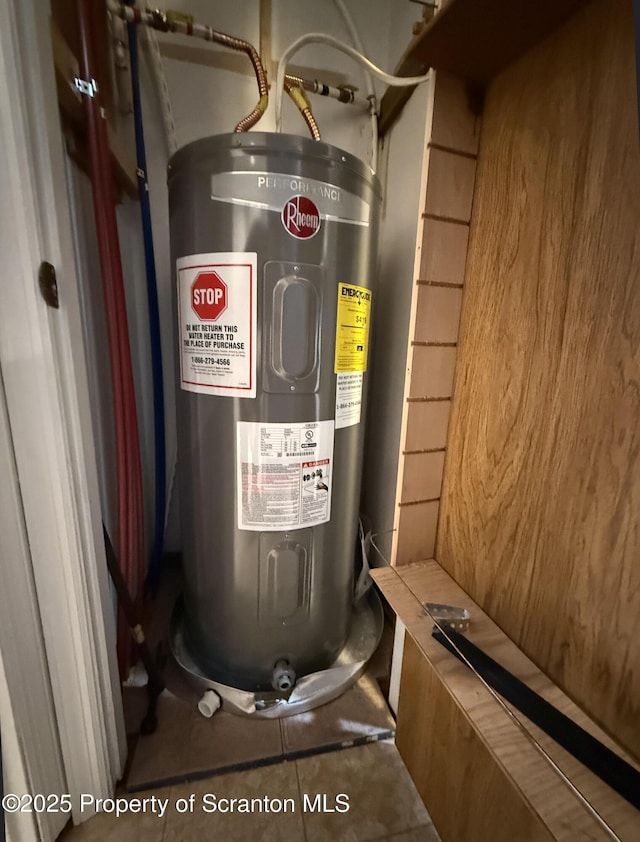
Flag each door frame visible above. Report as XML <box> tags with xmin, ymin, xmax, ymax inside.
<box><xmin>0</xmin><ymin>0</ymin><xmax>126</xmax><ymax>831</ymax></box>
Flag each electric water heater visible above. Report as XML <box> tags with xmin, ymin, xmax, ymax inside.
<box><xmin>169</xmin><ymin>132</ymin><xmax>381</xmax><ymax>699</ymax></box>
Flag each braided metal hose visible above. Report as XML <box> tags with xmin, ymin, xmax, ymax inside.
<box><xmin>285</xmin><ymin>73</ymin><xmax>360</xmax><ymax>106</ymax></box>
<box><xmin>285</xmin><ymin>73</ymin><xmax>306</xmax><ymax>89</ymax></box>
<box><xmin>300</xmin><ymin>107</ymin><xmax>321</xmax><ymax>141</ymax></box>
<box><xmin>283</xmin><ymin>78</ymin><xmax>321</xmax><ymax>141</ymax></box>
<box><xmin>107</xmin><ymin>1</ymin><xmax>269</xmax><ymax>132</ymax></box>
<box><xmin>200</xmin><ymin>28</ymin><xmax>268</xmax><ymax>132</ymax></box>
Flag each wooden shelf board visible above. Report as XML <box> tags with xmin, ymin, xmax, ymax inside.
<box><xmin>50</xmin><ymin>16</ymin><xmax>138</xmax><ymax>200</ymax></box>
<box><xmin>372</xmin><ymin>560</ymin><xmax>640</xmax><ymax>841</ymax></box>
<box><xmin>379</xmin><ymin>0</ymin><xmax>591</xmax><ymax>136</ymax></box>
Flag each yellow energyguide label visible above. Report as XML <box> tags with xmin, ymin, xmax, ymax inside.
<box><xmin>334</xmin><ymin>283</ymin><xmax>372</xmax><ymax>373</ymax></box>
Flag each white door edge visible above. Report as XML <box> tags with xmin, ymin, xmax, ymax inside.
<box><xmin>0</xmin><ymin>0</ymin><xmax>126</xmax><ymax>826</ymax></box>
<box><xmin>0</xmin><ymin>374</ymin><xmax>63</xmax><ymax>842</ymax></box>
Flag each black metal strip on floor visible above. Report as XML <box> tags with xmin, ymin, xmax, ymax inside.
<box><xmin>124</xmin><ymin>730</ymin><xmax>396</xmax><ymax>793</ymax></box>
<box><xmin>432</xmin><ymin>628</ymin><xmax>640</xmax><ymax>811</ymax></box>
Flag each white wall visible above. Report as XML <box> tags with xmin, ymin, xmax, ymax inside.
<box><xmin>157</xmin><ymin>0</ymin><xmax>394</xmax><ymax>161</ymax></box>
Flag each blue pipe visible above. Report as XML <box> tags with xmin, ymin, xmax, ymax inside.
<box><xmin>127</xmin><ymin>15</ymin><xmax>166</xmax><ymax>594</ymax></box>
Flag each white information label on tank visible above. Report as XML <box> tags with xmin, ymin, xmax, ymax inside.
<box><xmin>237</xmin><ymin>420</ymin><xmax>334</xmax><ymax>531</ymax></box>
<box><xmin>335</xmin><ymin>372</ymin><xmax>363</xmax><ymax>429</ymax></box>
<box><xmin>177</xmin><ymin>252</ymin><xmax>257</xmax><ymax>398</ymax></box>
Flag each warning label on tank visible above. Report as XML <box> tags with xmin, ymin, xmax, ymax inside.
<box><xmin>334</xmin><ymin>283</ymin><xmax>371</xmax><ymax>373</ymax></box>
<box><xmin>177</xmin><ymin>252</ymin><xmax>257</xmax><ymax>398</ymax></box>
<box><xmin>335</xmin><ymin>372</ymin><xmax>364</xmax><ymax>429</ymax></box>
<box><xmin>237</xmin><ymin>420</ymin><xmax>334</xmax><ymax>531</ymax></box>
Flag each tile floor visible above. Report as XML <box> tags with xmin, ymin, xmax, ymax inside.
<box><xmin>125</xmin><ymin>672</ymin><xmax>395</xmax><ymax>791</ymax></box>
<box><xmin>59</xmin><ymin>740</ymin><xmax>440</xmax><ymax>842</ymax></box>
<box><xmin>124</xmin><ymin>573</ymin><xmax>397</xmax><ymax>793</ymax></box>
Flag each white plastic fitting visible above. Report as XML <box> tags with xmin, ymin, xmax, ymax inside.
<box><xmin>198</xmin><ymin>689</ymin><xmax>222</xmax><ymax>718</ymax></box>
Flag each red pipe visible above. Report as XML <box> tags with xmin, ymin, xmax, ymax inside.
<box><xmin>76</xmin><ymin>0</ymin><xmax>144</xmax><ymax>676</ymax></box>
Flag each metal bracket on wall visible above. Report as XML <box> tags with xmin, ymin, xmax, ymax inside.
<box><xmin>423</xmin><ymin>602</ymin><xmax>471</xmax><ymax>632</ymax></box>
<box><xmin>409</xmin><ymin>0</ymin><xmax>437</xmax><ymax>37</ymax></box>
<box><xmin>74</xmin><ymin>76</ymin><xmax>97</xmax><ymax>98</ymax></box>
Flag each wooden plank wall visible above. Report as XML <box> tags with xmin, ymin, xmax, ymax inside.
<box><xmin>437</xmin><ymin>0</ymin><xmax>640</xmax><ymax>759</ymax></box>
<box><xmin>391</xmin><ymin>70</ymin><xmax>481</xmax><ymax>565</ymax></box>
<box><xmin>361</xmin><ymin>84</ymin><xmax>433</xmax><ymax>565</ymax></box>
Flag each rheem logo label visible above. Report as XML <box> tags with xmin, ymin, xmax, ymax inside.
<box><xmin>191</xmin><ymin>271</ymin><xmax>227</xmax><ymax>320</ymax></box>
<box><xmin>281</xmin><ymin>195</ymin><xmax>321</xmax><ymax>239</ymax></box>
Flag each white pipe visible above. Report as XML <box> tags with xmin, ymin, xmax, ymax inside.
<box><xmin>133</xmin><ymin>0</ymin><xmax>178</xmax><ymax>156</ymax></box>
<box><xmin>198</xmin><ymin>689</ymin><xmax>221</xmax><ymax>718</ymax></box>
<box><xmin>275</xmin><ymin>33</ymin><xmax>429</xmax><ymax>136</ymax></box>
<box><xmin>331</xmin><ymin>0</ymin><xmax>378</xmax><ymax>172</ymax></box>
<box><xmin>110</xmin><ymin>12</ymin><xmax>133</xmax><ymax>115</ymax></box>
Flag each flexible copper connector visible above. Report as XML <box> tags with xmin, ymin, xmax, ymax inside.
<box><xmin>285</xmin><ymin>73</ymin><xmax>360</xmax><ymax>106</ymax></box>
<box><xmin>107</xmin><ymin>1</ymin><xmax>269</xmax><ymax>131</ymax></box>
<box><xmin>234</xmin><ymin>102</ymin><xmax>266</xmax><ymax>133</ymax></box>
<box><xmin>284</xmin><ymin>78</ymin><xmax>321</xmax><ymax>141</ymax></box>
<box><xmin>198</xmin><ymin>26</ymin><xmax>268</xmax><ymax>131</ymax></box>
<box><xmin>300</xmin><ymin>107</ymin><xmax>321</xmax><ymax>141</ymax></box>
<box><xmin>285</xmin><ymin>73</ymin><xmax>306</xmax><ymax>89</ymax></box>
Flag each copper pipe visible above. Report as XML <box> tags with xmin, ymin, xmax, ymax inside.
<box><xmin>107</xmin><ymin>1</ymin><xmax>268</xmax><ymax>132</ymax></box>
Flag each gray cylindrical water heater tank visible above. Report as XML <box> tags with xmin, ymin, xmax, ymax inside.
<box><xmin>169</xmin><ymin>133</ymin><xmax>381</xmax><ymax>692</ymax></box>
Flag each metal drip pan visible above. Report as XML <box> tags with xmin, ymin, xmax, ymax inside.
<box><xmin>169</xmin><ymin>586</ymin><xmax>384</xmax><ymax>718</ymax></box>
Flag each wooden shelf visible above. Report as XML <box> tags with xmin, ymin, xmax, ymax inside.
<box><xmin>50</xmin><ymin>16</ymin><xmax>138</xmax><ymax>200</ymax></box>
<box><xmin>379</xmin><ymin>0</ymin><xmax>591</xmax><ymax>135</ymax></box>
<box><xmin>373</xmin><ymin>560</ymin><xmax>640</xmax><ymax>841</ymax></box>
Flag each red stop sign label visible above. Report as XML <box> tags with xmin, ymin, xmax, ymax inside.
<box><xmin>191</xmin><ymin>271</ymin><xmax>227</xmax><ymax>321</ymax></box>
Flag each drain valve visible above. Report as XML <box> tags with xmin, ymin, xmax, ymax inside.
<box><xmin>272</xmin><ymin>659</ymin><xmax>296</xmax><ymax>692</ymax></box>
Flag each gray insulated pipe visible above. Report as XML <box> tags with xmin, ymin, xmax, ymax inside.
<box><xmin>168</xmin><ymin>133</ymin><xmax>381</xmax><ymax>692</ymax></box>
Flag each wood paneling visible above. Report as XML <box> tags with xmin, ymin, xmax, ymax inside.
<box><xmin>437</xmin><ymin>0</ymin><xmax>640</xmax><ymax>759</ymax></box>
<box><xmin>423</xmin><ymin>148</ymin><xmax>476</xmax><ymax>222</ymax></box>
<box><xmin>430</xmin><ymin>71</ymin><xmax>481</xmax><ymax>156</ymax></box>
<box><xmin>414</xmin><ymin>285</ymin><xmax>463</xmax><ymax>344</ymax></box>
<box><xmin>398</xmin><ymin>636</ymin><xmax>553</xmax><ymax>842</ymax></box>
<box><xmin>51</xmin><ymin>0</ymin><xmax>114</xmax><ymax>122</ymax></box>
<box><xmin>395</xmin><ymin>501</ymin><xmax>440</xmax><ymax>564</ymax></box>
<box><xmin>400</xmin><ymin>451</ymin><xmax>445</xmax><ymax>503</ymax></box>
<box><xmin>390</xmin><ymin>77</ymin><xmax>478</xmax><ymax>566</ymax></box>
<box><xmin>419</xmin><ymin>217</ymin><xmax>469</xmax><ymax>285</ymax></box>
<box><xmin>407</xmin><ymin>347</ymin><xmax>458</xmax><ymax>398</ymax></box>
<box><xmin>50</xmin><ymin>19</ymin><xmax>137</xmax><ymax>199</ymax></box>
<box><xmin>374</xmin><ymin>561</ymin><xmax>640</xmax><ymax>841</ymax></box>
<box><xmin>405</xmin><ymin>400</ymin><xmax>451</xmax><ymax>452</ymax></box>
<box><xmin>378</xmin><ymin>0</ymin><xmax>590</xmax><ymax>135</ymax></box>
